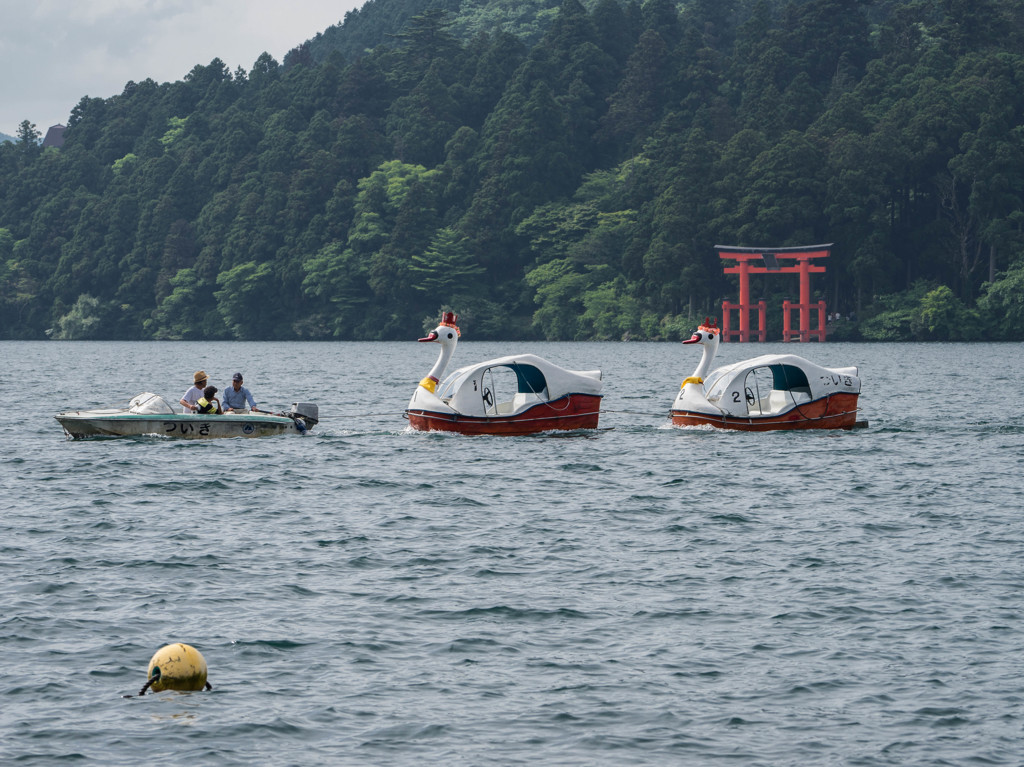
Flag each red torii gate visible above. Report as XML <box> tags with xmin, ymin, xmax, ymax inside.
<box><xmin>718</xmin><ymin>244</ymin><xmax>831</xmax><ymax>342</ymax></box>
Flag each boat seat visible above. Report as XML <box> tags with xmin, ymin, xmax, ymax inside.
<box><xmin>768</xmin><ymin>389</ymin><xmax>811</xmax><ymax>412</ymax></box>
<box><xmin>494</xmin><ymin>392</ymin><xmax>545</xmax><ymax>415</ymax></box>
<box><xmin>512</xmin><ymin>391</ymin><xmax>543</xmax><ymax>410</ymax></box>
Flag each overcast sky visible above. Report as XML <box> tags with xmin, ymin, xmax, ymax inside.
<box><xmin>0</xmin><ymin>0</ymin><xmax>365</xmax><ymax>138</ymax></box>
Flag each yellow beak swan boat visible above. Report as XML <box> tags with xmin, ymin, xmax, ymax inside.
<box><xmin>670</xmin><ymin>318</ymin><xmax>863</xmax><ymax>431</ymax></box>
<box><xmin>406</xmin><ymin>312</ymin><xmax>603</xmax><ymax>435</ymax></box>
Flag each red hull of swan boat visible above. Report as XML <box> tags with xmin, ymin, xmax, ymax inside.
<box><xmin>407</xmin><ymin>393</ymin><xmax>602</xmax><ymax>435</ymax></box>
<box><xmin>671</xmin><ymin>392</ymin><xmax>859</xmax><ymax>431</ymax></box>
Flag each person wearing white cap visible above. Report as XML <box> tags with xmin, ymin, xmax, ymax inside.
<box><xmin>222</xmin><ymin>372</ymin><xmax>260</xmax><ymax>413</ymax></box>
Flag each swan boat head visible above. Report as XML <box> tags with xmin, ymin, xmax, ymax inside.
<box><xmin>417</xmin><ymin>311</ymin><xmax>460</xmax><ymax>393</ymax></box>
<box><xmin>680</xmin><ymin>317</ymin><xmax>721</xmax><ymax>386</ymax></box>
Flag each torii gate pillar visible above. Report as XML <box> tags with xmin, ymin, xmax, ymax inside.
<box><xmin>717</xmin><ymin>244</ymin><xmax>831</xmax><ymax>342</ymax></box>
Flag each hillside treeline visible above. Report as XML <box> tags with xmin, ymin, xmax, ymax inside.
<box><xmin>2</xmin><ymin>0</ymin><xmax>1024</xmax><ymax>341</ymax></box>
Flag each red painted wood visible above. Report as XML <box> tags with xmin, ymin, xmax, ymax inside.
<box><xmin>407</xmin><ymin>394</ymin><xmax>602</xmax><ymax>435</ymax></box>
<box><xmin>670</xmin><ymin>393</ymin><xmax>860</xmax><ymax>431</ymax></box>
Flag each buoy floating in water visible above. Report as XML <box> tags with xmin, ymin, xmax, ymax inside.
<box><xmin>137</xmin><ymin>643</ymin><xmax>213</xmax><ymax>696</ymax></box>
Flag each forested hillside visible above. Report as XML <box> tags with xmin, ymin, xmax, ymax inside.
<box><xmin>2</xmin><ymin>0</ymin><xmax>1024</xmax><ymax>341</ymax></box>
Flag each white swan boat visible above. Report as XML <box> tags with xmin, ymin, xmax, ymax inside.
<box><xmin>406</xmin><ymin>312</ymin><xmax>603</xmax><ymax>435</ymax></box>
<box><xmin>56</xmin><ymin>393</ymin><xmax>318</xmax><ymax>439</ymax></box>
<box><xmin>670</xmin><ymin>318</ymin><xmax>864</xmax><ymax>430</ymax></box>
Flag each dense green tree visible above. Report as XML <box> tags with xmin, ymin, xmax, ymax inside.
<box><xmin>215</xmin><ymin>261</ymin><xmax>284</xmax><ymax>339</ymax></box>
<box><xmin>386</xmin><ymin>64</ymin><xmax>460</xmax><ymax>164</ymax></box>
<box><xmin>599</xmin><ymin>29</ymin><xmax>670</xmax><ymax>156</ymax></box>
<box><xmin>933</xmin><ymin>0</ymin><xmax>1004</xmax><ymax>56</ymax></box>
<box><xmin>580</xmin><ymin>276</ymin><xmax>647</xmax><ymax>339</ymax></box>
<box><xmin>147</xmin><ymin>268</ymin><xmax>216</xmax><ymax>339</ymax></box>
<box><xmin>50</xmin><ymin>294</ymin><xmax>103</xmax><ymax>340</ymax></box>
<box><xmin>457</xmin><ymin>32</ymin><xmax>528</xmax><ymax>129</ymax></box>
<box><xmin>410</xmin><ymin>226</ymin><xmax>484</xmax><ymax>297</ymax></box>
<box><xmin>978</xmin><ymin>261</ymin><xmax>1024</xmax><ymax>339</ymax></box>
<box><xmin>16</xmin><ymin>121</ymin><xmax>42</xmax><ymax>156</ymax></box>
<box><xmin>734</xmin><ymin>130</ymin><xmax>828</xmax><ymax>245</ymax></box>
<box><xmin>389</xmin><ymin>8</ymin><xmax>462</xmax><ymax>88</ymax></box>
<box><xmin>591</xmin><ymin>0</ymin><xmax>638</xmax><ymax>70</ymax></box>
<box><xmin>526</xmin><ymin>257</ymin><xmax>612</xmax><ymax>339</ymax></box>
<box><xmin>640</xmin><ymin>0</ymin><xmax>681</xmax><ymax>48</ymax></box>
<box><xmin>911</xmin><ymin>284</ymin><xmax>972</xmax><ymax>339</ymax></box>
<box><xmin>300</xmin><ymin>241</ymin><xmax>372</xmax><ymax>338</ymax></box>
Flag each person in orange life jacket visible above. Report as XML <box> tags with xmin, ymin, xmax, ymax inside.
<box><xmin>180</xmin><ymin>370</ymin><xmax>208</xmax><ymax>413</ymax></box>
<box><xmin>195</xmin><ymin>385</ymin><xmax>222</xmax><ymax>415</ymax></box>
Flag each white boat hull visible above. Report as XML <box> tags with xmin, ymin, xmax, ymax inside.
<box><xmin>56</xmin><ymin>411</ymin><xmax>309</xmax><ymax>440</ymax></box>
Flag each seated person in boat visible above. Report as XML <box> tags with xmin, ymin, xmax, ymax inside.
<box><xmin>180</xmin><ymin>370</ymin><xmax>208</xmax><ymax>413</ymax></box>
<box><xmin>195</xmin><ymin>385</ymin><xmax>223</xmax><ymax>415</ymax></box>
<box><xmin>222</xmin><ymin>372</ymin><xmax>260</xmax><ymax>413</ymax></box>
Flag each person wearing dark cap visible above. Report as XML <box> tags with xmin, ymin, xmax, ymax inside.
<box><xmin>179</xmin><ymin>370</ymin><xmax>208</xmax><ymax>413</ymax></box>
<box><xmin>195</xmin><ymin>385</ymin><xmax>222</xmax><ymax>415</ymax></box>
<box><xmin>222</xmin><ymin>372</ymin><xmax>260</xmax><ymax>413</ymax></box>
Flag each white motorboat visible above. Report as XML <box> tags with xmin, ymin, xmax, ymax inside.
<box><xmin>56</xmin><ymin>393</ymin><xmax>318</xmax><ymax>439</ymax></box>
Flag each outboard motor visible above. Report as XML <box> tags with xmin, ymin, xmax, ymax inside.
<box><xmin>286</xmin><ymin>402</ymin><xmax>319</xmax><ymax>433</ymax></box>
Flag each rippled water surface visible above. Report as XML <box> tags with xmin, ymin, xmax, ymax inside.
<box><xmin>2</xmin><ymin>340</ymin><xmax>1023</xmax><ymax>766</ymax></box>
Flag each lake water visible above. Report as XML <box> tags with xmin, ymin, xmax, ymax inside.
<box><xmin>2</xmin><ymin>339</ymin><xmax>1023</xmax><ymax>766</ymax></box>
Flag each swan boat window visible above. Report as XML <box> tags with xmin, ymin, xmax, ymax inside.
<box><xmin>437</xmin><ymin>362</ymin><xmax>550</xmax><ymax>415</ymax></box>
<box><xmin>705</xmin><ymin>362</ymin><xmax>814</xmax><ymax>415</ymax></box>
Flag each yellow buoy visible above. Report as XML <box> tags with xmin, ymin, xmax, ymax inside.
<box><xmin>143</xmin><ymin>643</ymin><xmax>209</xmax><ymax>693</ymax></box>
